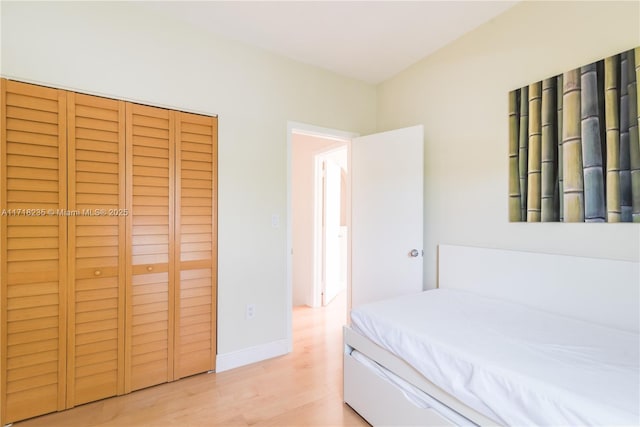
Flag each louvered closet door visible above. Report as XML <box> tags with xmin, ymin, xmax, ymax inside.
<box><xmin>0</xmin><ymin>80</ymin><xmax>67</xmax><ymax>424</ymax></box>
<box><xmin>67</xmin><ymin>93</ymin><xmax>125</xmax><ymax>406</ymax></box>
<box><xmin>175</xmin><ymin>112</ymin><xmax>217</xmax><ymax>378</ymax></box>
<box><xmin>125</xmin><ymin>103</ymin><xmax>175</xmax><ymax>391</ymax></box>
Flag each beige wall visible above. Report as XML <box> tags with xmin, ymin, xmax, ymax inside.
<box><xmin>377</xmin><ymin>1</ymin><xmax>640</xmax><ymax>289</ymax></box>
<box><xmin>0</xmin><ymin>1</ymin><xmax>377</xmax><ymax>355</ymax></box>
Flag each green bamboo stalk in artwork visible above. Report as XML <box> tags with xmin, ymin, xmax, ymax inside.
<box><xmin>527</xmin><ymin>82</ymin><xmax>542</xmax><ymax>222</ymax></box>
<box><xmin>620</xmin><ymin>52</ymin><xmax>632</xmax><ymax>221</ymax></box>
<box><xmin>636</xmin><ymin>47</ymin><xmax>640</xmax><ymax>150</ymax></box>
<box><xmin>563</xmin><ymin>69</ymin><xmax>585</xmax><ymax>222</ymax></box>
<box><xmin>627</xmin><ymin>49</ymin><xmax>640</xmax><ymax>222</ymax></box>
<box><xmin>541</xmin><ymin>78</ymin><xmax>558</xmax><ymax>221</ymax></box>
<box><xmin>509</xmin><ymin>90</ymin><xmax>522</xmax><ymax>221</ymax></box>
<box><xmin>605</xmin><ymin>55</ymin><xmax>621</xmax><ymax>222</ymax></box>
<box><xmin>580</xmin><ymin>63</ymin><xmax>606</xmax><ymax>222</ymax></box>
<box><xmin>518</xmin><ymin>86</ymin><xmax>529</xmax><ymax>220</ymax></box>
<box><xmin>597</xmin><ymin>60</ymin><xmax>607</xmax><ymax>206</ymax></box>
<box><xmin>557</xmin><ymin>74</ymin><xmax>564</xmax><ymax>221</ymax></box>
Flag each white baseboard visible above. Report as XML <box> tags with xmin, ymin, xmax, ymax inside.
<box><xmin>215</xmin><ymin>339</ymin><xmax>290</xmax><ymax>372</ymax></box>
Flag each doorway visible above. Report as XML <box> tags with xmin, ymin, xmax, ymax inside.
<box><xmin>315</xmin><ymin>147</ymin><xmax>348</xmax><ymax>307</ymax></box>
<box><xmin>292</xmin><ymin>132</ymin><xmax>349</xmax><ymax>308</ymax></box>
<box><xmin>287</xmin><ymin>122</ymin><xmax>356</xmax><ymax>350</ymax></box>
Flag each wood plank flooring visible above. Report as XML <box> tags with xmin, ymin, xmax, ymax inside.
<box><xmin>14</xmin><ymin>293</ymin><xmax>369</xmax><ymax>426</ymax></box>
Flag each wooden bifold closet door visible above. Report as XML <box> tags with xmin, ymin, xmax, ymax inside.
<box><xmin>126</xmin><ymin>103</ymin><xmax>175</xmax><ymax>391</ymax></box>
<box><xmin>175</xmin><ymin>112</ymin><xmax>217</xmax><ymax>379</ymax></box>
<box><xmin>1</xmin><ymin>80</ymin><xmax>68</xmax><ymax>423</ymax></box>
<box><xmin>66</xmin><ymin>92</ymin><xmax>126</xmax><ymax>406</ymax></box>
<box><xmin>125</xmin><ymin>106</ymin><xmax>218</xmax><ymax>391</ymax></box>
<box><xmin>1</xmin><ymin>79</ymin><xmax>217</xmax><ymax>425</ymax></box>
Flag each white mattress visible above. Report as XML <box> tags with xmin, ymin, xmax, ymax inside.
<box><xmin>350</xmin><ymin>289</ymin><xmax>640</xmax><ymax>426</ymax></box>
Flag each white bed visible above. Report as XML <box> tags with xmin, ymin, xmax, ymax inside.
<box><xmin>343</xmin><ymin>244</ymin><xmax>640</xmax><ymax>426</ymax></box>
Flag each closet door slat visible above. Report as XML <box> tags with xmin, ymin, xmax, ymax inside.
<box><xmin>1</xmin><ymin>79</ymin><xmax>67</xmax><ymax>425</ymax></box>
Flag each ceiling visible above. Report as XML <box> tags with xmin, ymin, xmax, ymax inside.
<box><xmin>139</xmin><ymin>1</ymin><xmax>518</xmax><ymax>84</ymax></box>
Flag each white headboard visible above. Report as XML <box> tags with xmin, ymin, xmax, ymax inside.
<box><xmin>438</xmin><ymin>244</ymin><xmax>640</xmax><ymax>332</ymax></box>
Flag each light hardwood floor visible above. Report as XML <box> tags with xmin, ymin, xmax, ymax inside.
<box><xmin>14</xmin><ymin>293</ymin><xmax>368</xmax><ymax>427</ymax></box>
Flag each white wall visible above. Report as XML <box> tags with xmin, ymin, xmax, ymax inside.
<box><xmin>377</xmin><ymin>1</ymin><xmax>640</xmax><ymax>289</ymax></box>
<box><xmin>0</xmin><ymin>2</ymin><xmax>376</xmax><ymax>359</ymax></box>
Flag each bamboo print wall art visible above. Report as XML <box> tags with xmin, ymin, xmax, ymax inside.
<box><xmin>509</xmin><ymin>47</ymin><xmax>640</xmax><ymax>222</ymax></box>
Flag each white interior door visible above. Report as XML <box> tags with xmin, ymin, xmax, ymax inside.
<box><xmin>322</xmin><ymin>159</ymin><xmax>343</xmax><ymax>305</ymax></box>
<box><xmin>351</xmin><ymin>125</ymin><xmax>424</xmax><ymax>308</ymax></box>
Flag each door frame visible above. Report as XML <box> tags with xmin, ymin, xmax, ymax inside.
<box><xmin>286</xmin><ymin>121</ymin><xmax>358</xmax><ymax>351</ymax></box>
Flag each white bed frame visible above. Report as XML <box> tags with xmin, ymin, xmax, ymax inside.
<box><xmin>343</xmin><ymin>244</ymin><xmax>639</xmax><ymax>426</ymax></box>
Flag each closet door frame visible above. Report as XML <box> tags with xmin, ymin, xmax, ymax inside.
<box><xmin>1</xmin><ymin>79</ymin><xmax>217</xmax><ymax>424</ymax></box>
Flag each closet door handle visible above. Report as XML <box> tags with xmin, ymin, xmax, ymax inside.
<box><xmin>94</xmin><ymin>270</ymin><xmax>102</xmax><ymax>276</ymax></box>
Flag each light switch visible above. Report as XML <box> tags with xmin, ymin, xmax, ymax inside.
<box><xmin>271</xmin><ymin>214</ymin><xmax>280</xmax><ymax>228</ymax></box>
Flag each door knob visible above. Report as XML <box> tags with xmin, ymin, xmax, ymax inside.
<box><xmin>409</xmin><ymin>249</ymin><xmax>420</xmax><ymax>257</ymax></box>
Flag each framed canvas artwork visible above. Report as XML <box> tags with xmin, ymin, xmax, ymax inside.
<box><xmin>509</xmin><ymin>47</ymin><xmax>639</xmax><ymax>223</ymax></box>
